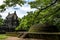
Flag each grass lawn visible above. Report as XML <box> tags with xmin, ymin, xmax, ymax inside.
<box><xmin>0</xmin><ymin>34</ymin><xmax>8</xmax><ymax>39</ymax></box>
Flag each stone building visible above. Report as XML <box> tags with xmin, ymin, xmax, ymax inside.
<box><xmin>3</xmin><ymin>11</ymin><xmax>19</xmax><ymax>31</ymax></box>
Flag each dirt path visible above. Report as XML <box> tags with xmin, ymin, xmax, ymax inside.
<box><xmin>5</xmin><ymin>37</ymin><xmax>44</xmax><ymax>40</ymax></box>
<box><xmin>5</xmin><ymin>37</ymin><xmax>20</xmax><ymax>40</ymax></box>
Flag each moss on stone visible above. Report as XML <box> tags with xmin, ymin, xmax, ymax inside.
<box><xmin>29</xmin><ymin>24</ymin><xmax>59</xmax><ymax>32</ymax></box>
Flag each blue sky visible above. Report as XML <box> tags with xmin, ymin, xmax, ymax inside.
<box><xmin>0</xmin><ymin>0</ymin><xmax>36</xmax><ymax>19</ymax></box>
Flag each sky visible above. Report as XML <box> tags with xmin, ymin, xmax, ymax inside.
<box><xmin>0</xmin><ymin>0</ymin><xmax>36</xmax><ymax>19</ymax></box>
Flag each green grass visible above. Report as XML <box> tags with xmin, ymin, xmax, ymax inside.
<box><xmin>6</xmin><ymin>32</ymin><xmax>18</xmax><ymax>37</ymax></box>
<box><xmin>0</xmin><ymin>34</ymin><xmax>8</xmax><ymax>39</ymax></box>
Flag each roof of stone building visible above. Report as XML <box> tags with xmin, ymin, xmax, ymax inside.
<box><xmin>6</xmin><ymin>11</ymin><xmax>17</xmax><ymax>18</ymax></box>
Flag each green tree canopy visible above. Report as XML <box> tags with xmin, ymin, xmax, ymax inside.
<box><xmin>0</xmin><ymin>0</ymin><xmax>60</xmax><ymax>31</ymax></box>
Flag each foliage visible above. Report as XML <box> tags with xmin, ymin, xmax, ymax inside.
<box><xmin>0</xmin><ymin>15</ymin><xmax>4</xmax><ymax>26</ymax></box>
<box><xmin>0</xmin><ymin>0</ymin><xmax>26</xmax><ymax>12</ymax></box>
<box><xmin>29</xmin><ymin>0</ymin><xmax>54</xmax><ymax>9</ymax></box>
<box><xmin>0</xmin><ymin>0</ymin><xmax>60</xmax><ymax>31</ymax></box>
<box><xmin>16</xmin><ymin>0</ymin><xmax>60</xmax><ymax>31</ymax></box>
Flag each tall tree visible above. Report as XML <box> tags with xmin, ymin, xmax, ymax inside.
<box><xmin>0</xmin><ymin>0</ymin><xmax>60</xmax><ymax>31</ymax></box>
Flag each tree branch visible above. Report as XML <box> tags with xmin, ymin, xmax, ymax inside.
<box><xmin>37</xmin><ymin>0</ymin><xmax>57</xmax><ymax>14</ymax></box>
<box><xmin>43</xmin><ymin>7</ymin><xmax>60</xmax><ymax>18</ymax></box>
<box><xmin>35</xmin><ymin>0</ymin><xmax>58</xmax><ymax>23</ymax></box>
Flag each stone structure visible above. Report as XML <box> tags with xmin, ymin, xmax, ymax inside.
<box><xmin>3</xmin><ymin>11</ymin><xmax>19</xmax><ymax>32</ymax></box>
<box><xmin>29</xmin><ymin>23</ymin><xmax>59</xmax><ymax>32</ymax></box>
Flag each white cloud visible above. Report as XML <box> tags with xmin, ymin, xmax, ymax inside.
<box><xmin>0</xmin><ymin>1</ymin><xmax>36</xmax><ymax>19</ymax></box>
<box><xmin>20</xmin><ymin>4</ymin><xmax>36</xmax><ymax>12</ymax></box>
<box><xmin>25</xmin><ymin>0</ymin><xmax>35</xmax><ymax>2</ymax></box>
<box><xmin>0</xmin><ymin>0</ymin><xmax>4</xmax><ymax>5</ymax></box>
<box><xmin>0</xmin><ymin>12</ymin><xmax>8</xmax><ymax>19</ymax></box>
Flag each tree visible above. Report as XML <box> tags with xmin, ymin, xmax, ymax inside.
<box><xmin>28</xmin><ymin>0</ymin><xmax>60</xmax><ymax>31</ymax></box>
<box><xmin>0</xmin><ymin>0</ymin><xmax>59</xmax><ymax>12</ymax></box>
<box><xmin>0</xmin><ymin>0</ymin><xmax>60</xmax><ymax>31</ymax></box>
<box><xmin>0</xmin><ymin>15</ymin><xmax>3</xmax><ymax>26</ymax></box>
